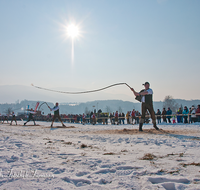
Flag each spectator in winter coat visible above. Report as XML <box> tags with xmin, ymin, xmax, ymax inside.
<box><xmin>126</xmin><ymin>111</ymin><xmax>130</xmax><ymax>124</ymax></box>
<box><xmin>121</xmin><ymin>112</ymin><xmax>125</xmax><ymax>124</ymax></box>
<box><xmin>114</xmin><ymin>111</ymin><xmax>119</xmax><ymax>125</ymax></box>
<box><xmin>191</xmin><ymin>105</ymin><xmax>197</xmax><ymax>123</ymax></box>
<box><xmin>166</xmin><ymin>107</ymin><xmax>172</xmax><ymax>123</ymax></box>
<box><xmin>105</xmin><ymin>113</ymin><xmax>108</xmax><ymax>125</ymax></box>
<box><xmin>135</xmin><ymin>111</ymin><xmax>140</xmax><ymax>124</ymax></box>
<box><xmin>177</xmin><ymin>108</ymin><xmax>182</xmax><ymax>123</ymax></box>
<box><xmin>119</xmin><ymin>113</ymin><xmax>122</xmax><ymax>124</ymax></box>
<box><xmin>196</xmin><ymin>105</ymin><xmax>200</xmax><ymax>122</ymax></box>
<box><xmin>82</xmin><ymin>113</ymin><xmax>86</xmax><ymax>125</ymax></box>
<box><xmin>162</xmin><ymin>108</ymin><xmax>167</xmax><ymax>122</ymax></box>
<box><xmin>189</xmin><ymin>108</ymin><xmax>192</xmax><ymax>123</ymax></box>
<box><xmin>156</xmin><ymin>109</ymin><xmax>161</xmax><ymax>124</ymax></box>
<box><xmin>91</xmin><ymin>113</ymin><xmax>96</xmax><ymax>125</ymax></box>
<box><xmin>182</xmin><ymin>106</ymin><xmax>189</xmax><ymax>123</ymax></box>
<box><xmin>131</xmin><ymin>109</ymin><xmax>136</xmax><ymax>124</ymax></box>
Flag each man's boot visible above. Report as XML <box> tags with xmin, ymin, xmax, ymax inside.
<box><xmin>139</xmin><ymin>123</ymin><xmax>143</xmax><ymax>131</ymax></box>
<box><xmin>153</xmin><ymin>123</ymin><xmax>159</xmax><ymax>130</ymax></box>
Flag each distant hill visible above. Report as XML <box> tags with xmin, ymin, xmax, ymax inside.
<box><xmin>0</xmin><ymin>99</ymin><xmax>199</xmax><ymax>115</ymax></box>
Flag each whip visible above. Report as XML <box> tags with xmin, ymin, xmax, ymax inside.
<box><xmin>31</xmin><ymin>83</ymin><xmax>132</xmax><ymax>94</ymax></box>
<box><xmin>37</xmin><ymin>102</ymin><xmax>51</xmax><ymax>111</ymax></box>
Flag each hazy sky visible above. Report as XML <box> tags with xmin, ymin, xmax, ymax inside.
<box><xmin>0</xmin><ymin>0</ymin><xmax>199</xmax><ymax>102</ymax></box>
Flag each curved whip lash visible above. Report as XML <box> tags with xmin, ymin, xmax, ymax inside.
<box><xmin>31</xmin><ymin>83</ymin><xmax>132</xmax><ymax>94</ymax></box>
<box><xmin>37</xmin><ymin>102</ymin><xmax>50</xmax><ymax>111</ymax></box>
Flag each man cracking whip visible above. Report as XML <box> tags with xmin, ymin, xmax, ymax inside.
<box><xmin>2</xmin><ymin>114</ymin><xmax>9</xmax><ymax>124</ymax></box>
<box><xmin>131</xmin><ymin>82</ymin><xmax>159</xmax><ymax>131</ymax></box>
<box><xmin>48</xmin><ymin>102</ymin><xmax>66</xmax><ymax>128</ymax></box>
<box><xmin>10</xmin><ymin>111</ymin><xmax>17</xmax><ymax>125</ymax></box>
<box><xmin>24</xmin><ymin>108</ymin><xmax>37</xmax><ymax>126</ymax></box>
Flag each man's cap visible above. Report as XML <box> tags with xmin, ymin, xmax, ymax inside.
<box><xmin>142</xmin><ymin>82</ymin><xmax>150</xmax><ymax>86</ymax></box>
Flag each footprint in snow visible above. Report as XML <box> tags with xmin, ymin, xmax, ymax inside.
<box><xmin>98</xmin><ymin>178</ymin><xmax>112</xmax><ymax>184</ymax></box>
<box><xmin>148</xmin><ymin>177</ymin><xmax>190</xmax><ymax>184</ymax></box>
<box><xmin>6</xmin><ymin>155</ymin><xmax>19</xmax><ymax>163</ymax></box>
<box><xmin>62</xmin><ymin>177</ymin><xmax>91</xmax><ymax>187</ymax></box>
<box><xmin>47</xmin><ymin>167</ymin><xmax>65</xmax><ymax>174</ymax></box>
<box><xmin>76</xmin><ymin>171</ymin><xmax>90</xmax><ymax>177</ymax></box>
<box><xmin>94</xmin><ymin>169</ymin><xmax>116</xmax><ymax>174</ymax></box>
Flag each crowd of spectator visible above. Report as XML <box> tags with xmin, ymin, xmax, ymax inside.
<box><xmin>155</xmin><ymin>105</ymin><xmax>200</xmax><ymax>124</ymax></box>
<box><xmin>1</xmin><ymin>105</ymin><xmax>200</xmax><ymax>125</ymax></box>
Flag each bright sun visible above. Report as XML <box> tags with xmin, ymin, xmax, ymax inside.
<box><xmin>67</xmin><ymin>24</ymin><xmax>80</xmax><ymax>39</ymax></box>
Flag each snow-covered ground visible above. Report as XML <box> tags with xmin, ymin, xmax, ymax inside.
<box><xmin>0</xmin><ymin>121</ymin><xmax>200</xmax><ymax>190</ymax></box>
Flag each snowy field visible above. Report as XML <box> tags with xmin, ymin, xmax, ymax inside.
<box><xmin>0</xmin><ymin>121</ymin><xmax>200</xmax><ymax>190</ymax></box>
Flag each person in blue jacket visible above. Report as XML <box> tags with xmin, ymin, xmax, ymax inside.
<box><xmin>166</xmin><ymin>107</ymin><xmax>172</xmax><ymax>123</ymax></box>
<box><xmin>182</xmin><ymin>106</ymin><xmax>189</xmax><ymax>123</ymax></box>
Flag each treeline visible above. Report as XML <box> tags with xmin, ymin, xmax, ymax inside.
<box><xmin>0</xmin><ymin>98</ymin><xmax>200</xmax><ymax>115</ymax></box>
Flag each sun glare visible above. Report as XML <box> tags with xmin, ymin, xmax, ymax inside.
<box><xmin>67</xmin><ymin>24</ymin><xmax>80</xmax><ymax>39</ymax></box>
<box><xmin>62</xmin><ymin>21</ymin><xmax>82</xmax><ymax>65</ymax></box>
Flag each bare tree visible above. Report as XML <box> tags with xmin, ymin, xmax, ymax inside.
<box><xmin>118</xmin><ymin>106</ymin><xmax>123</xmax><ymax>113</ymax></box>
<box><xmin>85</xmin><ymin>107</ymin><xmax>90</xmax><ymax>115</ymax></box>
<box><xmin>5</xmin><ymin>107</ymin><xmax>12</xmax><ymax>115</ymax></box>
<box><xmin>163</xmin><ymin>95</ymin><xmax>179</xmax><ymax>112</ymax></box>
<box><xmin>105</xmin><ymin>106</ymin><xmax>112</xmax><ymax>113</ymax></box>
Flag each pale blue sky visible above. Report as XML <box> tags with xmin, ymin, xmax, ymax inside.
<box><xmin>0</xmin><ymin>0</ymin><xmax>199</xmax><ymax>102</ymax></box>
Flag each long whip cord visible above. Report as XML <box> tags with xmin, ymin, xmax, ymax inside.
<box><xmin>37</xmin><ymin>102</ymin><xmax>50</xmax><ymax>111</ymax></box>
<box><xmin>31</xmin><ymin>83</ymin><xmax>132</xmax><ymax>94</ymax></box>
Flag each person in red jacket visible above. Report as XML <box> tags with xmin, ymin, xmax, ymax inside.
<box><xmin>131</xmin><ymin>109</ymin><xmax>136</xmax><ymax>124</ymax></box>
<box><xmin>91</xmin><ymin>113</ymin><xmax>96</xmax><ymax>125</ymax></box>
<box><xmin>82</xmin><ymin>113</ymin><xmax>86</xmax><ymax>125</ymax></box>
<box><xmin>115</xmin><ymin>111</ymin><xmax>119</xmax><ymax>125</ymax></box>
<box><xmin>196</xmin><ymin>105</ymin><xmax>200</xmax><ymax>122</ymax></box>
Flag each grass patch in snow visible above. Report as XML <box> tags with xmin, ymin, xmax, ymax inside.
<box><xmin>167</xmin><ymin>170</ymin><xmax>180</xmax><ymax>174</ymax></box>
<box><xmin>81</xmin><ymin>152</ymin><xmax>86</xmax><ymax>156</ymax></box>
<box><xmin>181</xmin><ymin>162</ymin><xmax>200</xmax><ymax>167</ymax></box>
<box><xmin>158</xmin><ymin>169</ymin><xmax>166</xmax><ymax>173</ymax></box>
<box><xmin>43</xmin><ymin>138</ymin><xmax>50</xmax><ymax>140</ymax></box>
<box><xmin>80</xmin><ymin>144</ymin><xmax>87</xmax><ymax>148</ymax></box>
<box><xmin>140</xmin><ymin>153</ymin><xmax>156</xmax><ymax>160</ymax></box>
<box><xmin>179</xmin><ymin>153</ymin><xmax>184</xmax><ymax>157</ymax></box>
<box><xmin>103</xmin><ymin>152</ymin><xmax>116</xmax><ymax>155</ymax></box>
<box><xmin>167</xmin><ymin>153</ymin><xmax>175</xmax><ymax>156</ymax></box>
<box><xmin>159</xmin><ymin>152</ymin><xmax>184</xmax><ymax>159</ymax></box>
<box><xmin>62</xmin><ymin>141</ymin><xmax>72</xmax><ymax>145</ymax></box>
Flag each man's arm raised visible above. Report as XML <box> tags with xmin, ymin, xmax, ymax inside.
<box><xmin>130</xmin><ymin>88</ymin><xmax>140</xmax><ymax>97</ymax></box>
